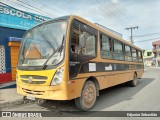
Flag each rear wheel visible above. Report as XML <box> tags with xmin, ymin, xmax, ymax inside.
<box><xmin>75</xmin><ymin>81</ymin><xmax>97</xmax><ymax>111</ymax></box>
<box><xmin>128</xmin><ymin>73</ymin><xmax>138</xmax><ymax>87</ymax></box>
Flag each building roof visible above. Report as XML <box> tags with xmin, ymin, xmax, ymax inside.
<box><xmin>152</xmin><ymin>40</ymin><xmax>160</xmax><ymax>45</ymax></box>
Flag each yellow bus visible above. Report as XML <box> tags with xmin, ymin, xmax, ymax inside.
<box><xmin>17</xmin><ymin>15</ymin><xmax>144</xmax><ymax>111</ymax></box>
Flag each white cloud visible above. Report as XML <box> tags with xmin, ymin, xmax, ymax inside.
<box><xmin>110</xmin><ymin>0</ymin><xmax>119</xmax><ymax>4</ymax></box>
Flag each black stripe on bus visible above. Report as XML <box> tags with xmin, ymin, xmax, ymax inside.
<box><xmin>70</xmin><ymin>70</ymin><xmax>143</xmax><ymax>80</ymax></box>
<box><xmin>79</xmin><ymin>62</ymin><xmax>144</xmax><ymax>73</ymax></box>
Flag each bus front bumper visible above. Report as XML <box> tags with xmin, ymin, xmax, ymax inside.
<box><xmin>17</xmin><ymin>82</ymin><xmax>68</xmax><ymax>100</ymax></box>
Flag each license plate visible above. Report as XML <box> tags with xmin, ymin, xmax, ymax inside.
<box><xmin>26</xmin><ymin>95</ymin><xmax>35</xmax><ymax>100</ymax></box>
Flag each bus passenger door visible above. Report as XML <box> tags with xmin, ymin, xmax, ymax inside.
<box><xmin>69</xmin><ymin>20</ymin><xmax>98</xmax><ymax>79</ymax></box>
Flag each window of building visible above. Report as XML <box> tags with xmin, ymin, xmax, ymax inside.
<box><xmin>100</xmin><ymin>34</ymin><xmax>112</xmax><ymax>59</ymax></box>
<box><xmin>147</xmin><ymin>52</ymin><xmax>152</xmax><ymax>56</ymax></box>
<box><xmin>125</xmin><ymin>45</ymin><xmax>132</xmax><ymax>61</ymax></box>
<box><xmin>0</xmin><ymin>45</ymin><xmax>6</xmax><ymax>73</ymax></box>
<box><xmin>113</xmin><ymin>40</ymin><xmax>124</xmax><ymax>60</ymax></box>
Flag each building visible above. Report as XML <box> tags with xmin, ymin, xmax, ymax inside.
<box><xmin>143</xmin><ymin>50</ymin><xmax>155</xmax><ymax>67</ymax></box>
<box><xmin>0</xmin><ymin>4</ymin><xmax>50</xmax><ymax>83</ymax></box>
<box><xmin>152</xmin><ymin>40</ymin><xmax>160</xmax><ymax>66</ymax></box>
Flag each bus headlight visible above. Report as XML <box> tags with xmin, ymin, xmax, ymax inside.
<box><xmin>51</xmin><ymin>67</ymin><xmax>64</xmax><ymax>86</ymax></box>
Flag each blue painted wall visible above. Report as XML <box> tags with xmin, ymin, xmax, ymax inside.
<box><xmin>0</xmin><ymin>26</ymin><xmax>25</xmax><ymax>73</ymax></box>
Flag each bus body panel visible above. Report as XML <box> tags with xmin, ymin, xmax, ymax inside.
<box><xmin>16</xmin><ymin>15</ymin><xmax>144</xmax><ymax>102</ymax></box>
<box><xmin>17</xmin><ymin>83</ymin><xmax>69</xmax><ymax>100</ymax></box>
<box><xmin>16</xmin><ymin>65</ymin><xmax>71</xmax><ymax>100</ymax></box>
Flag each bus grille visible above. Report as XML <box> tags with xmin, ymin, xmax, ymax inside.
<box><xmin>22</xmin><ymin>88</ymin><xmax>44</xmax><ymax>95</ymax></box>
<box><xmin>20</xmin><ymin>75</ymin><xmax>47</xmax><ymax>84</ymax></box>
<box><xmin>21</xmin><ymin>80</ymin><xmax>46</xmax><ymax>84</ymax></box>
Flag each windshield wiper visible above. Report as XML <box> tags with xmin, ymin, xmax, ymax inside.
<box><xmin>37</xmin><ymin>27</ymin><xmax>55</xmax><ymax>51</ymax></box>
<box><xmin>42</xmin><ymin>35</ymin><xmax>65</xmax><ymax>69</ymax></box>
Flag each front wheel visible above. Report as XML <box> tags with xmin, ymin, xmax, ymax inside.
<box><xmin>75</xmin><ymin>81</ymin><xmax>97</xmax><ymax>111</ymax></box>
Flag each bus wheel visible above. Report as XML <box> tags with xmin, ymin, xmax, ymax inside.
<box><xmin>23</xmin><ymin>96</ymin><xmax>29</xmax><ymax>104</ymax></box>
<box><xmin>36</xmin><ymin>99</ymin><xmax>46</xmax><ymax>106</ymax></box>
<box><xmin>128</xmin><ymin>73</ymin><xmax>138</xmax><ymax>87</ymax></box>
<box><xmin>75</xmin><ymin>81</ymin><xmax>97</xmax><ymax>111</ymax></box>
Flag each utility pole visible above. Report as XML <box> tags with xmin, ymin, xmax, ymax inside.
<box><xmin>125</xmin><ymin>26</ymin><xmax>138</xmax><ymax>44</ymax></box>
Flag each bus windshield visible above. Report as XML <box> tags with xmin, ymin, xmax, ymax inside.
<box><xmin>18</xmin><ymin>20</ymin><xmax>67</xmax><ymax>67</ymax></box>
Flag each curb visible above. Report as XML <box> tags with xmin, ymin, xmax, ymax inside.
<box><xmin>0</xmin><ymin>99</ymin><xmax>23</xmax><ymax>110</ymax></box>
<box><xmin>0</xmin><ymin>81</ymin><xmax>16</xmax><ymax>89</ymax></box>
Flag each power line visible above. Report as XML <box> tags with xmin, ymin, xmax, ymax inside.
<box><xmin>107</xmin><ymin>1</ymin><xmax>140</xmax><ymax>38</ymax></box>
<box><xmin>0</xmin><ymin>2</ymin><xmax>49</xmax><ymax>22</ymax></box>
<box><xmin>7</xmin><ymin>0</ymin><xmax>53</xmax><ymax>18</ymax></box>
<box><xmin>108</xmin><ymin>1</ymin><xmax>136</xmax><ymax>27</ymax></box>
<box><xmin>89</xmin><ymin>0</ymin><xmax>127</xmax><ymax>28</ymax></box>
<box><xmin>22</xmin><ymin>0</ymin><xmax>69</xmax><ymax>17</ymax></box>
<box><xmin>133</xmin><ymin>32</ymin><xmax>160</xmax><ymax>38</ymax></box>
<box><xmin>15</xmin><ymin>0</ymin><xmax>56</xmax><ymax>18</ymax></box>
<box><xmin>21</xmin><ymin>0</ymin><xmax>69</xmax><ymax>17</ymax></box>
<box><xmin>134</xmin><ymin>37</ymin><xmax>160</xmax><ymax>43</ymax></box>
<box><xmin>97</xmin><ymin>0</ymin><xmax>128</xmax><ymax>27</ymax></box>
<box><xmin>125</xmin><ymin>26</ymin><xmax>138</xmax><ymax>44</ymax></box>
<box><xmin>47</xmin><ymin>0</ymin><xmax>70</xmax><ymax>15</ymax></box>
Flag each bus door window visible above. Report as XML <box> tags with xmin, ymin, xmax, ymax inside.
<box><xmin>79</xmin><ymin>31</ymin><xmax>96</xmax><ymax>56</ymax></box>
<box><xmin>70</xmin><ymin>26</ymin><xmax>80</xmax><ymax>54</ymax></box>
<box><xmin>70</xmin><ymin>26</ymin><xmax>96</xmax><ymax>57</ymax></box>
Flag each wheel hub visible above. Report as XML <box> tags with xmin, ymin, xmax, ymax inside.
<box><xmin>83</xmin><ymin>86</ymin><xmax>95</xmax><ymax>105</ymax></box>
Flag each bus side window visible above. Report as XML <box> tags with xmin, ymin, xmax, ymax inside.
<box><xmin>100</xmin><ymin>34</ymin><xmax>113</xmax><ymax>59</ymax></box>
<box><xmin>70</xmin><ymin>26</ymin><xmax>96</xmax><ymax>56</ymax></box>
<box><xmin>79</xmin><ymin>31</ymin><xmax>96</xmax><ymax>56</ymax></box>
<box><xmin>132</xmin><ymin>48</ymin><xmax>138</xmax><ymax>62</ymax></box>
<box><xmin>113</xmin><ymin>39</ymin><xmax>124</xmax><ymax>60</ymax></box>
<box><xmin>138</xmin><ymin>50</ymin><xmax>143</xmax><ymax>62</ymax></box>
<box><xmin>125</xmin><ymin>45</ymin><xmax>132</xmax><ymax>61</ymax></box>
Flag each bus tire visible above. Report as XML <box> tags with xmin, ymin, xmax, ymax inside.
<box><xmin>128</xmin><ymin>73</ymin><xmax>138</xmax><ymax>87</ymax></box>
<box><xmin>23</xmin><ymin>96</ymin><xmax>29</xmax><ymax>104</ymax></box>
<box><xmin>36</xmin><ymin>99</ymin><xmax>46</xmax><ymax>106</ymax></box>
<box><xmin>75</xmin><ymin>81</ymin><xmax>97</xmax><ymax>111</ymax></box>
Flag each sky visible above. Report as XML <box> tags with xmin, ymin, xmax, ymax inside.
<box><xmin>1</xmin><ymin>0</ymin><xmax>160</xmax><ymax>50</ymax></box>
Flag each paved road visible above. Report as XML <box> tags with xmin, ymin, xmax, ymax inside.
<box><xmin>2</xmin><ymin>67</ymin><xmax>160</xmax><ymax>119</ymax></box>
